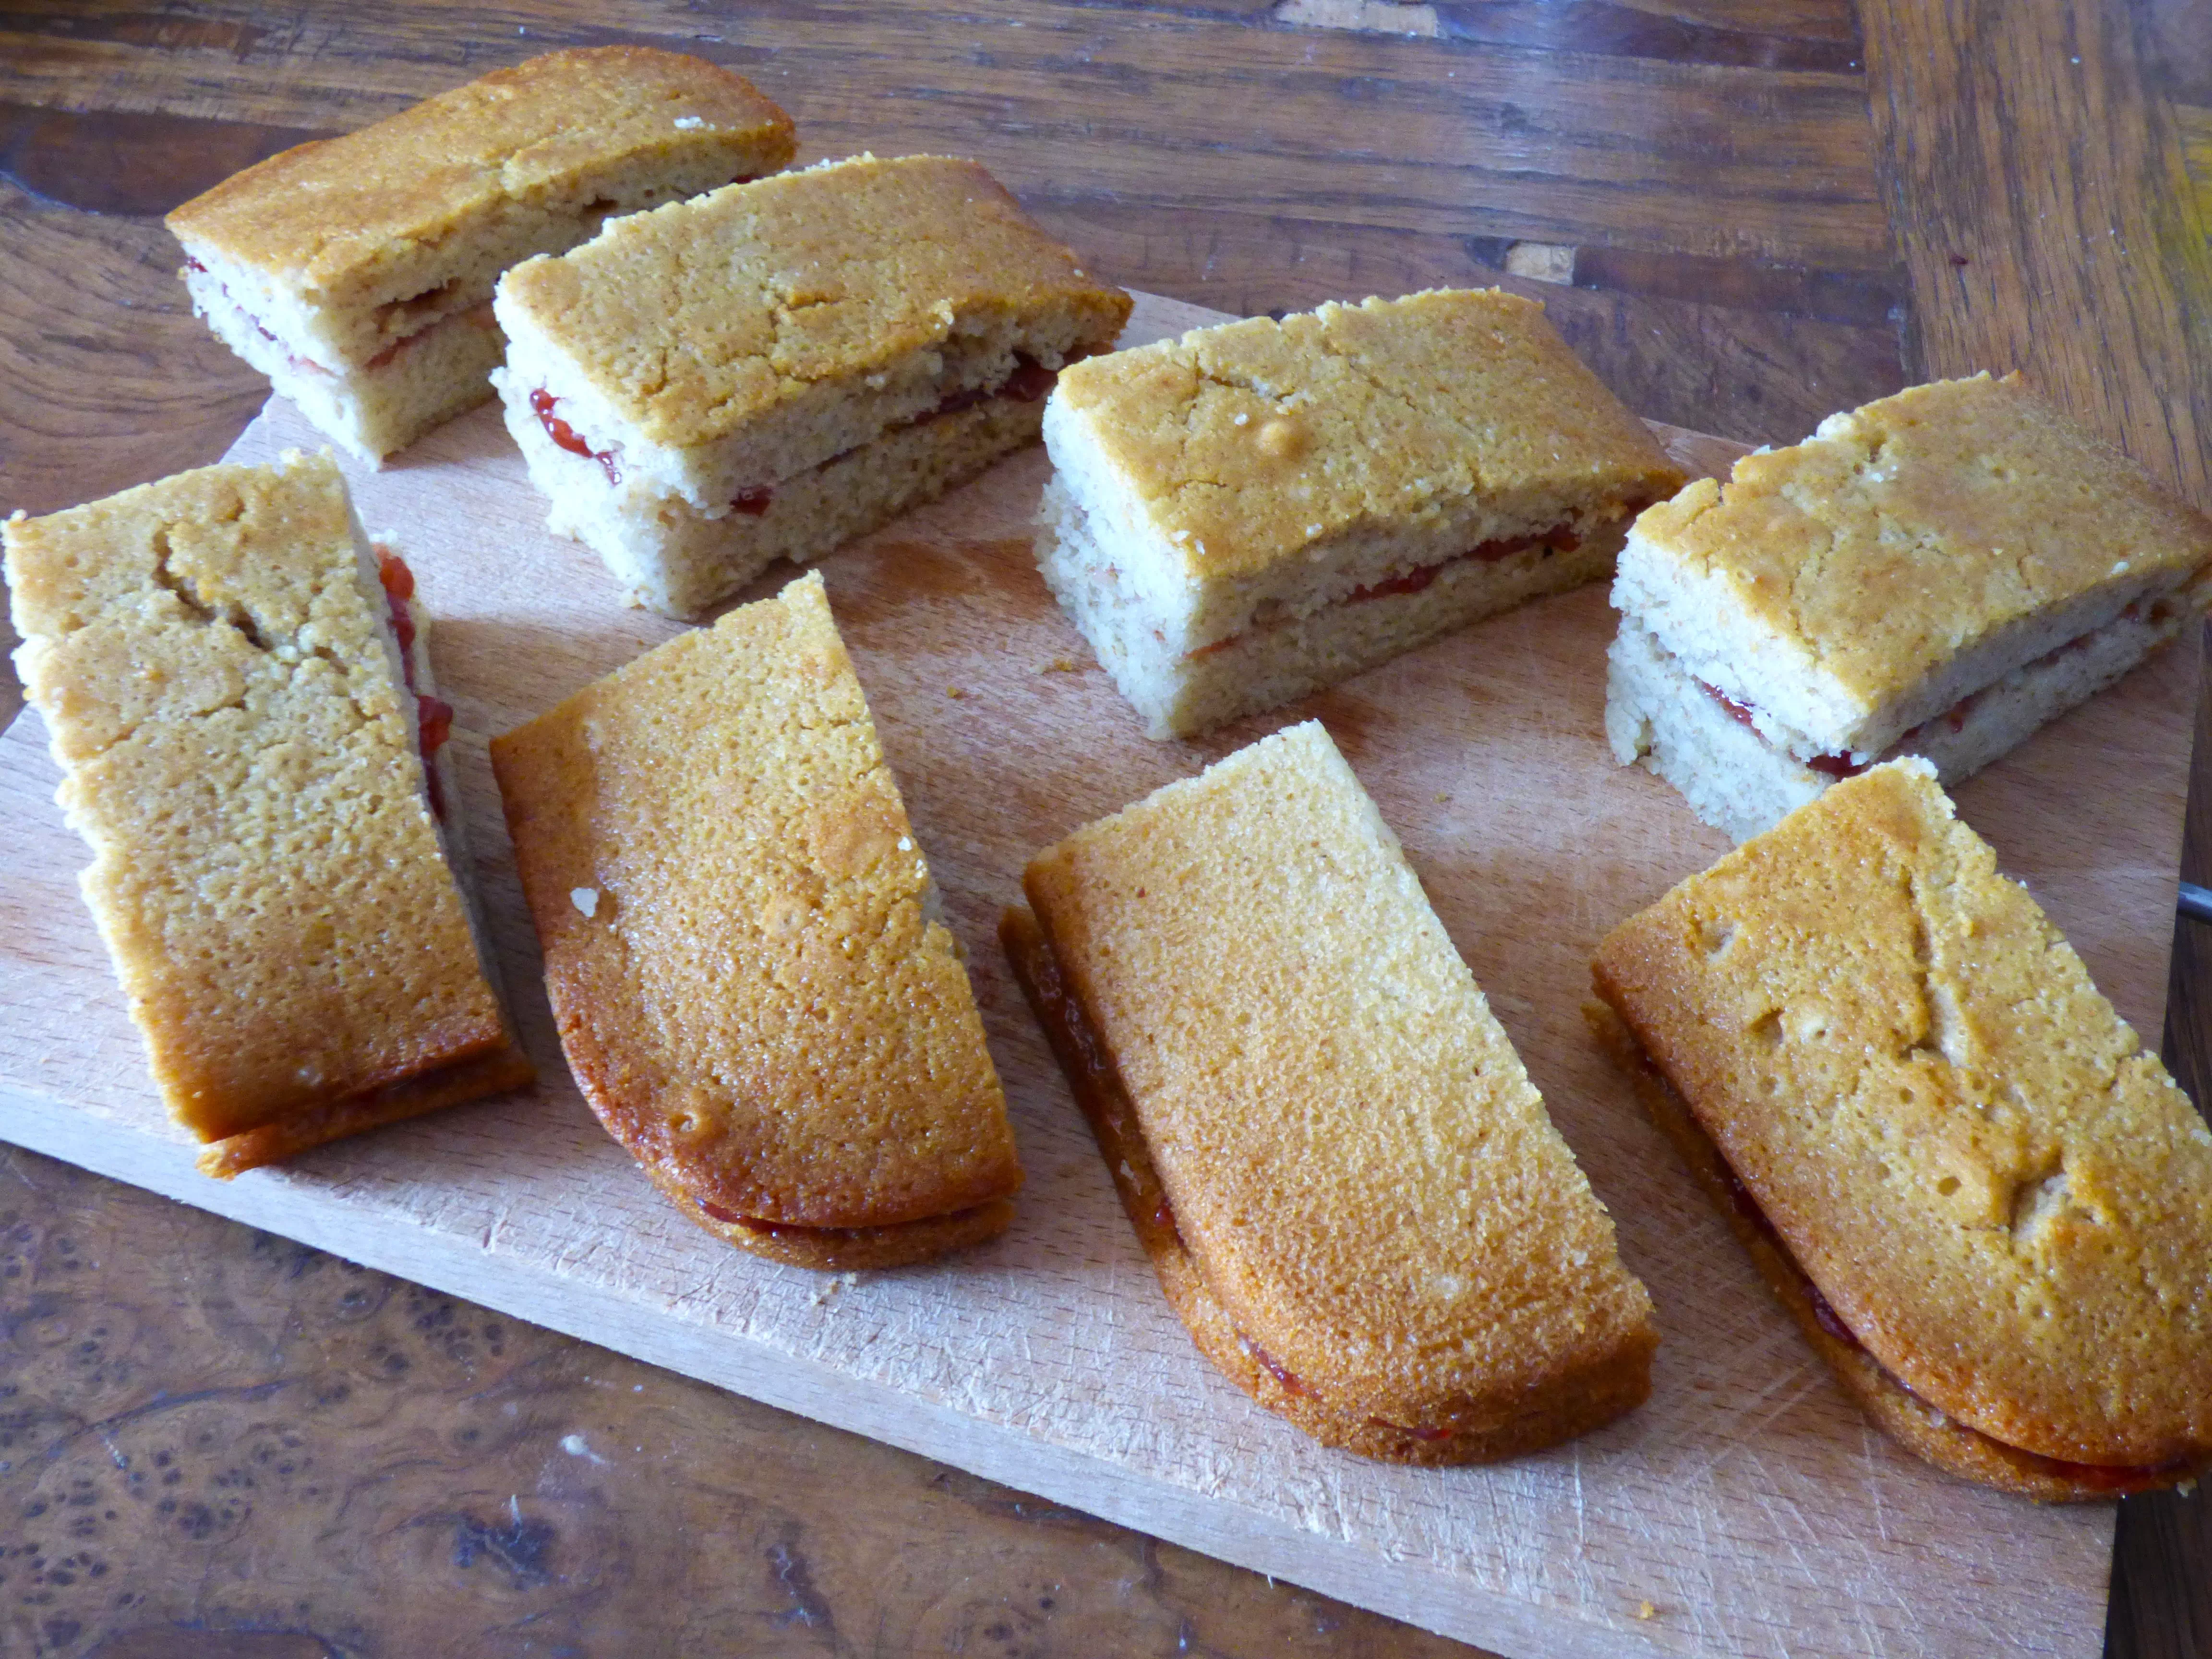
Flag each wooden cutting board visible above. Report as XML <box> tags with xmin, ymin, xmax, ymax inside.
<box><xmin>2</xmin><ymin>291</ymin><xmax>2186</xmax><ymax>1659</ymax></box>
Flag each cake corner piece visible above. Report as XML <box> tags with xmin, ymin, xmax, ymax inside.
<box><xmin>1591</xmin><ymin>757</ymin><xmax>2212</xmax><ymax>1498</ymax></box>
<box><xmin>490</xmin><ymin>569</ymin><xmax>1023</xmax><ymax>1268</ymax></box>
<box><xmin>1008</xmin><ymin>719</ymin><xmax>1656</xmax><ymax>1462</ymax></box>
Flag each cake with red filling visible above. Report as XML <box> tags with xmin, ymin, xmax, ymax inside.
<box><xmin>1607</xmin><ymin>373</ymin><xmax>2212</xmax><ymax>840</ymax></box>
<box><xmin>1002</xmin><ymin>721</ymin><xmax>1658</xmax><ymax>1462</ymax></box>
<box><xmin>1034</xmin><ymin>289</ymin><xmax>1684</xmax><ymax>739</ymax></box>
<box><xmin>489</xmin><ymin>571</ymin><xmax>1023</xmax><ymax>1269</ymax></box>
<box><xmin>3</xmin><ymin>450</ymin><xmax>532</xmax><ymax>1176</ymax></box>
<box><xmin>166</xmin><ymin>48</ymin><xmax>795</xmax><ymax>464</ymax></box>
<box><xmin>1591</xmin><ymin>759</ymin><xmax>2212</xmax><ymax>1500</ymax></box>
<box><xmin>490</xmin><ymin>153</ymin><xmax>1132</xmax><ymax>617</ymax></box>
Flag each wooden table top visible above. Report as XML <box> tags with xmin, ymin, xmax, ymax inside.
<box><xmin>0</xmin><ymin>3</ymin><xmax>2206</xmax><ymax>1656</ymax></box>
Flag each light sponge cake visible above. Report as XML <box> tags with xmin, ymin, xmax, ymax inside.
<box><xmin>1591</xmin><ymin>759</ymin><xmax>2212</xmax><ymax>1499</ymax></box>
<box><xmin>1035</xmin><ymin>289</ymin><xmax>1685</xmax><ymax>739</ymax></box>
<box><xmin>1608</xmin><ymin>373</ymin><xmax>2212</xmax><ymax>839</ymax></box>
<box><xmin>1003</xmin><ymin>721</ymin><xmax>1657</xmax><ymax>1462</ymax></box>
<box><xmin>490</xmin><ymin>571</ymin><xmax>1022</xmax><ymax>1270</ymax></box>
<box><xmin>492</xmin><ymin>154</ymin><xmax>1132</xmax><ymax>617</ymax></box>
<box><xmin>168</xmin><ymin>48</ymin><xmax>796</xmax><ymax>463</ymax></box>
<box><xmin>3</xmin><ymin>451</ymin><xmax>532</xmax><ymax>1176</ymax></box>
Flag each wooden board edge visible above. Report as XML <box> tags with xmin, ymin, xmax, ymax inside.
<box><xmin>0</xmin><ymin>1078</ymin><xmax>1702</xmax><ymax>1659</ymax></box>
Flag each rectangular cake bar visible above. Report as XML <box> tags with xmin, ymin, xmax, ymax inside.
<box><xmin>168</xmin><ymin>48</ymin><xmax>795</xmax><ymax>463</ymax></box>
<box><xmin>1035</xmin><ymin>289</ymin><xmax>1686</xmax><ymax>739</ymax></box>
<box><xmin>492</xmin><ymin>153</ymin><xmax>1132</xmax><ymax>617</ymax></box>
<box><xmin>1607</xmin><ymin>373</ymin><xmax>2212</xmax><ymax>839</ymax></box>
<box><xmin>4</xmin><ymin>450</ymin><xmax>532</xmax><ymax>1176</ymax></box>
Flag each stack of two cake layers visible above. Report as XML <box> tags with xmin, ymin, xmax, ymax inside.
<box><xmin>1608</xmin><ymin>373</ymin><xmax>2212</xmax><ymax>841</ymax></box>
<box><xmin>493</xmin><ymin>154</ymin><xmax>1133</xmax><ymax>617</ymax></box>
<box><xmin>167</xmin><ymin>48</ymin><xmax>798</xmax><ymax>464</ymax></box>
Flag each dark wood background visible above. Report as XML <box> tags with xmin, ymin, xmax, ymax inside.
<box><xmin>1</xmin><ymin>2</ymin><xmax>2207</xmax><ymax>1654</ymax></box>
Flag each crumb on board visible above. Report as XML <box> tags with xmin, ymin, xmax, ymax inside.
<box><xmin>1434</xmin><ymin>792</ymin><xmax>1450</xmax><ymax>803</ymax></box>
<box><xmin>946</xmin><ymin>685</ymin><xmax>966</xmax><ymax>699</ymax></box>
<box><xmin>1043</xmin><ymin>656</ymin><xmax>1079</xmax><ymax>673</ymax></box>
<box><xmin>1635</xmin><ymin>1601</ymin><xmax>1658</xmax><ymax>1621</ymax></box>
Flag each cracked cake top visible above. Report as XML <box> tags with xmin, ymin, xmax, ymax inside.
<box><xmin>3</xmin><ymin>450</ymin><xmax>505</xmax><ymax>1141</ymax></box>
<box><xmin>1591</xmin><ymin>758</ymin><xmax>2212</xmax><ymax>1466</ymax></box>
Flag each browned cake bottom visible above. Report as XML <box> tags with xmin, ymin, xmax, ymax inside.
<box><xmin>642</xmin><ymin>1163</ymin><xmax>1017</xmax><ymax>1272</ymax></box>
<box><xmin>1585</xmin><ymin>1000</ymin><xmax>2210</xmax><ymax>1502</ymax></box>
<box><xmin>196</xmin><ymin>1040</ymin><xmax>536</xmax><ymax>1179</ymax></box>
<box><xmin>1004</xmin><ymin>905</ymin><xmax>1647</xmax><ymax>1466</ymax></box>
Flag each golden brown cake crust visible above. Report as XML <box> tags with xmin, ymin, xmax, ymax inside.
<box><xmin>196</xmin><ymin>1044</ymin><xmax>538</xmax><ymax>1180</ymax></box>
<box><xmin>495</xmin><ymin>154</ymin><xmax>1132</xmax><ymax>450</ymax></box>
<box><xmin>1630</xmin><ymin>373</ymin><xmax>2212</xmax><ymax>715</ymax></box>
<box><xmin>1015</xmin><ymin>722</ymin><xmax>1656</xmax><ymax>1441</ymax></box>
<box><xmin>490</xmin><ymin>571</ymin><xmax>1022</xmax><ymax>1240</ymax></box>
<box><xmin>165</xmin><ymin>48</ymin><xmax>794</xmax><ymax>294</ymax></box>
<box><xmin>651</xmin><ymin>1172</ymin><xmax>1016</xmax><ymax>1272</ymax></box>
<box><xmin>1047</xmin><ymin>288</ymin><xmax>1683</xmax><ymax>584</ymax></box>
<box><xmin>3</xmin><ymin>451</ymin><xmax>526</xmax><ymax>1151</ymax></box>
<box><xmin>1004</xmin><ymin>905</ymin><xmax>1648</xmax><ymax>1464</ymax></box>
<box><xmin>1591</xmin><ymin>760</ymin><xmax>2212</xmax><ymax>1469</ymax></box>
<box><xmin>1587</xmin><ymin>1001</ymin><xmax>2211</xmax><ymax>1501</ymax></box>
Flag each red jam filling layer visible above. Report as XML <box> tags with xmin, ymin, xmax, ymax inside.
<box><xmin>1715</xmin><ymin>1161</ymin><xmax>2186</xmax><ymax>1489</ymax></box>
<box><xmin>1237</xmin><ymin>1334</ymin><xmax>1318</xmax><ymax>1400</ymax></box>
<box><xmin>718</xmin><ymin>355</ymin><xmax>1065</xmax><ymax>516</ymax></box>
<box><xmin>1188</xmin><ymin>518</ymin><xmax>1594</xmax><ymax>662</ymax></box>
<box><xmin>1699</xmin><ymin>682</ymin><xmax>1865</xmax><ymax>778</ymax></box>
<box><xmin>530</xmin><ymin>388</ymin><xmax>621</xmax><ymax>485</ymax></box>
<box><xmin>697</xmin><ymin>1202</ymin><xmax>821</xmax><ymax>1239</ymax></box>
<box><xmin>375</xmin><ymin>548</ymin><xmax>452</xmax><ymax>817</ymax></box>
<box><xmin>364</xmin><ymin>300</ymin><xmax>497</xmax><ymax>371</ymax></box>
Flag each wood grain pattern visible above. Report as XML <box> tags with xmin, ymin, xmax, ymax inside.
<box><xmin>0</xmin><ymin>1142</ymin><xmax>1478</xmax><ymax>1659</ymax></box>
<box><xmin>1859</xmin><ymin>0</ymin><xmax>2212</xmax><ymax>505</ymax></box>
<box><xmin>0</xmin><ymin>0</ymin><xmax>1896</xmax><ymax>269</ymax></box>
<box><xmin>5</xmin><ymin>289</ymin><xmax>2189</xmax><ymax>1656</ymax></box>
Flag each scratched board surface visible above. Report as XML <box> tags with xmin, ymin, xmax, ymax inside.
<box><xmin>2</xmin><ymin>292</ymin><xmax>2180</xmax><ymax>1659</ymax></box>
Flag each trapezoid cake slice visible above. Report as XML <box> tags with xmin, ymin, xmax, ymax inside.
<box><xmin>490</xmin><ymin>570</ymin><xmax>1022</xmax><ymax>1269</ymax></box>
<box><xmin>1606</xmin><ymin>373</ymin><xmax>2212</xmax><ymax>840</ymax></box>
<box><xmin>1591</xmin><ymin>758</ymin><xmax>2212</xmax><ymax>1499</ymax></box>
<box><xmin>492</xmin><ymin>153</ymin><xmax>1131</xmax><ymax>616</ymax></box>
<box><xmin>1004</xmin><ymin>720</ymin><xmax>1657</xmax><ymax>1461</ymax></box>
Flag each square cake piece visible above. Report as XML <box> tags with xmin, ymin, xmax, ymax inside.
<box><xmin>1590</xmin><ymin>759</ymin><xmax>2212</xmax><ymax>1499</ymax></box>
<box><xmin>490</xmin><ymin>572</ymin><xmax>1023</xmax><ymax>1270</ymax></box>
<box><xmin>4</xmin><ymin>451</ymin><xmax>532</xmax><ymax>1177</ymax></box>
<box><xmin>492</xmin><ymin>154</ymin><xmax>1132</xmax><ymax>617</ymax></box>
<box><xmin>1608</xmin><ymin>373</ymin><xmax>2212</xmax><ymax>839</ymax></box>
<box><xmin>167</xmin><ymin>48</ymin><xmax>796</xmax><ymax>463</ymax></box>
<box><xmin>1003</xmin><ymin>721</ymin><xmax>1657</xmax><ymax>1462</ymax></box>
<box><xmin>1034</xmin><ymin>289</ymin><xmax>1685</xmax><ymax>739</ymax></box>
